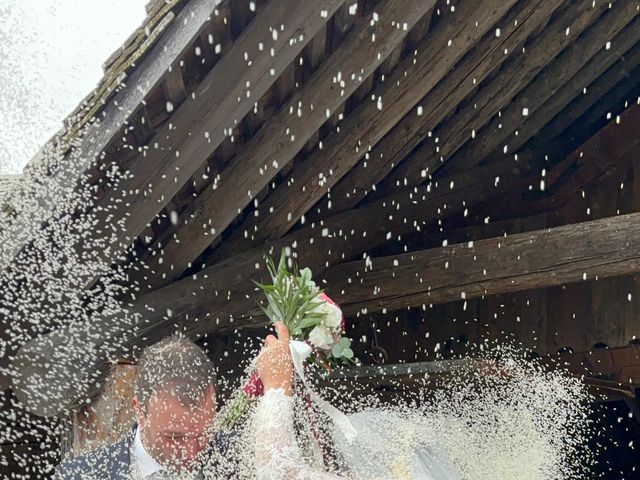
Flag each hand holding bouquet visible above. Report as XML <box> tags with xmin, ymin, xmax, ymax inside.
<box><xmin>218</xmin><ymin>253</ymin><xmax>355</xmax><ymax>430</ymax></box>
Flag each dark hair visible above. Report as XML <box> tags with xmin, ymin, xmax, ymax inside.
<box><xmin>135</xmin><ymin>334</ymin><xmax>216</xmax><ymax>410</ymax></box>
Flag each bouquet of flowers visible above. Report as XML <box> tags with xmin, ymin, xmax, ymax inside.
<box><xmin>218</xmin><ymin>252</ymin><xmax>354</xmax><ymax>430</ymax></box>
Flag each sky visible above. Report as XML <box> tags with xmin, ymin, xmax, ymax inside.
<box><xmin>0</xmin><ymin>0</ymin><xmax>148</xmax><ymax>174</ymax></box>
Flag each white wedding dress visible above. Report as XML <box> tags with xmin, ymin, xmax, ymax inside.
<box><xmin>253</xmin><ymin>389</ymin><xmax>461</xmax><ymax>480</ymax></box>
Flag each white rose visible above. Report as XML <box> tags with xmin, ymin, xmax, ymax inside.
<box><xmin>310</xmin><ymin>297</ymin><xmax>342</xmax><ymax>332</ymax></box>
<box><xmin>324</xmin><ymin>302</ymin><xmax>342</xmax><ymax>330</ymax></box>
<box><xmin>308</xmin><ymin>325</ymin><xmax>334</xmax><ymax>350</ymax></box>
<box><xmin>311</xmin><ymin>300</ymin><xmax>330</xmax><ymax>317</ymax></box>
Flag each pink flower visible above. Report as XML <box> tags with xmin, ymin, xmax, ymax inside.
<box><xmin>242</xmin><ymin>371</ymin><xmax>264</xmax><ymax>397</ymax></box>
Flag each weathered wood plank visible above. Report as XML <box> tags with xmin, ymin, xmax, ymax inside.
<box><xmin>481</xmin><ymin>40</ymin><xmax>640</xmax><ymax>169</ymax></box>
<box><xmin>542</xmin><ymin>104</ymin><xmax>640</xmax><ymax>207</ymax></box>
<box><xmin>162</xmin><ymin>63</ymin><xmax>187</xmax><ymax>108</ymax></box>
<box><xmin>0</xmin><ymin>0</ymin><xmax>221</xmax><ymax>273</ymax></box>
<box><xmin>137</xmin><ymin>159</ymin><xmax>537</xmax><ymax>332</ymax></box>
<box><xmin>543</xmin><ymin>42</ymin><xmax>640</xmax><ymax>146</ymax></box>
<box><xmin>450</xmin><ymin>3</ymin><xmax>640</xmax><ymax>172</ymax></box>
<box><xmin>323</xmin><ymin>212</ymin><xmax>640</xmax><ymax>315</ymax></box>
<box><xmin>317</xmin><ymin>0</ymin><xmax>565</xmax><ymax>217</ymax></box>
<box><xmin>145</xmin><ymin>0</ymin><xmax>438</xmax><ymax>286</ymax></box>
<box><xmin>10</xmin><ymin>157</ymin><xmax>534</xmax><ymax>413</ymax></box>
<box><xmin>211</xmin><ymin>0</ymin><xmax>517</xmax><ymax>259</ymax></box>
<box><xmin>376</xmin><ymin>0</ymin><xmax>612</xmax><ymax>196</ymax></box>
<box><xmin>89</xmin><ymin>0</ymin><xmax>345</xmax><ymax>264</ymax></box>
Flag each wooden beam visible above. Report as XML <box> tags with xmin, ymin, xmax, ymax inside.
<box><xmin>481</xmin><ymin>40</ymin><xmax>640</xmax><ymax>170</ymax></box>
<box><xmin>143</xmin><ymin>0</ymin><xmax>438</xmax><ymax>287</ymax></box>
<box><xmin>0</xmin><ymin>0</ymin><xmax>220</xmax><ymax>273</ymax></box>
<box><xmin>543</xmin><ymin>43</ymin><xmax>640</xmax><ymax>146</ymax></box>
<box><xmin>374</xmin><ymin>0</ymin><xmax>613</xmax><ymax>197</ymax></box>
<box><xmin>496</xmin><ymin>16</ymin><xmax>640</xmax><ymax>164</ymax></box>
<box><xmin>323</xmin><ymin>211</ymin><xmax>640</xmax><ymax>315</ymax></box>
<box><xmin>329</xmin><ymin>345</ymin><xmax>640</xmax><ymax>396</ymax></box>
<box><xmin>13</xmin><ymin>110</ymin><xmax>640</xmax><ymax>412</ymax></box>
<box><xmin>92</xmin><ymin>0</ymin><xmax>345</xmax><ymax>255</ymax></box>
<box><xmin>0</xmin><ymin>0</ymin><xmax>345</xmax><ymax>393</ymax></box>
<box><xmin>540</xmin><ymin>103</ymin><xmax>640</xmax><ymax>207</ymax></box>
<box><xmin>432</xmin><ymin>101</ymin><xmax>640</xmax><ymax>229</ymax></box>
<box><xmin>484</xmin><ymin>100</ymin><xmax>640</xmax><ymax>221</ymax></box>
<box><xmin>10</xmin><ymin>157</ymin><xmax>536</xmax><ymax>414</ymax></box>
<box><xmin>210</xmin><ymin>0</ymin><xmax>519</xmax><ymax>260</ymax></box>
<box><xmin>314</xmin><ymin>0</ymin><xmax>565</xmax><ymax>218</ymax></box>
<box><xmin>448</xmin><ymin>4</ymin><xmax>640</xmax><ymax>173</ymax></box>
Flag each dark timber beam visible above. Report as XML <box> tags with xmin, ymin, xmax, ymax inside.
<box><xmin>143</xmin><ymin>0</ymin><xmax>438</xmax><ymax>287</ymax></box>
<box><xmin>211</xmin><ymin>0</ymin><xmax>521</xmax><ymax>261</ymax></box>
<box><xmin>448</xmin><ymin>3</ymin><xmax>640</xmax><ymax>173</ymax></box>
<box><xmin>92</xmin><ymin>0</ymin><xmax>346</xmax><ymax>263</ymax></box>
<box><xmin>324</xmin><ymin>211</ymin><xmax>640</xmax><ymax>315</ymax></box>
<box><xmin>312</xmin><ymin>0</ymin><xmax>565</xmax><ymax>218</ymax></box>
<box><xmin>374</xmin><ymin>0</ymin><xmax>613</xmax><ymax>198</ymax></box>
<box><xmin>0</xmin><ymin>0</ymin><xmax>345</xmax><ymax>392</ymax></box>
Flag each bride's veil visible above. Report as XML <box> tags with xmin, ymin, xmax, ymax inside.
<box><xmin>331</xmin><ymin>410</ymin><xmax>460</xmax><ymax>480</ymax></box>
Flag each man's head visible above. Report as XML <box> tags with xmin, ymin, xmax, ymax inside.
<box><xmin>132</xmin><ymin>335</ymin><xmax>217</xmax><ymax>471</ymax></box>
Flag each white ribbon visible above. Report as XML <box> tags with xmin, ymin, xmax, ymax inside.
<box><xmin>289</xmin><ymin>340</ymin><xmax>357</xmax><ymax>444</ymax></box>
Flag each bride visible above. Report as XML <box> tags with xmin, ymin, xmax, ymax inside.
<box><xmin>252</xmin><ymin>322</ymin><xmax>461</xmax><ymax>480</ymax></box>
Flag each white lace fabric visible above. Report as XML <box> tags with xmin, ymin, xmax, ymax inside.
<box><xmin>253</xmin><ymin>388</ymin><xmax>346</xmax><ymax>480</ymax></box>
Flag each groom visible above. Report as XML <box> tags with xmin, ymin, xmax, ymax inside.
<box><xmin>55</xmin><ymin>335</ymin><xmax>234</xmax><ymax>479</ymax></box>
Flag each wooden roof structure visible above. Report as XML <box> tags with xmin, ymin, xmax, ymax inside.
<box><xmin>1</xmin><ymin>0</ymin><xmax>640</xmax><ymax>438</ymax></box>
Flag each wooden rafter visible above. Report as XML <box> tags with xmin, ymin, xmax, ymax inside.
<box><xmin>141</xmin><ymin>0</ymin><xmax>438</xmax><ymax>288</ymax></box>
<box><xmin>310</xmin><ymin>0</ymin><xmax>565</xmax><ymax>219</ymax></box>
<box><xmin>91</xmin><ymin>0</ymin><xmax>345</xmax><ymax>263</ymax></box>
<box><xmin>538</xmin><ymin>103</ymin><xmax>640</xmax><ymax>207</ymax></box>
<box><xmin>481</xmin><ymin>41</ymin><xmax>640</xmax><ymax>170</ymax></box>
<box><xmin>374</xmin><ymin>0</ymin><xmax>613</xmax><ymax>198</ymax></box>
<box><xmin>210</xmin><ymin>0</ymin><xmax>520</xmax><ymax>261</ymax></box>
<box><xmin>447</xmin><ymin>3</ymin><xmax>640</xmax><ymax>173</ymax></box>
